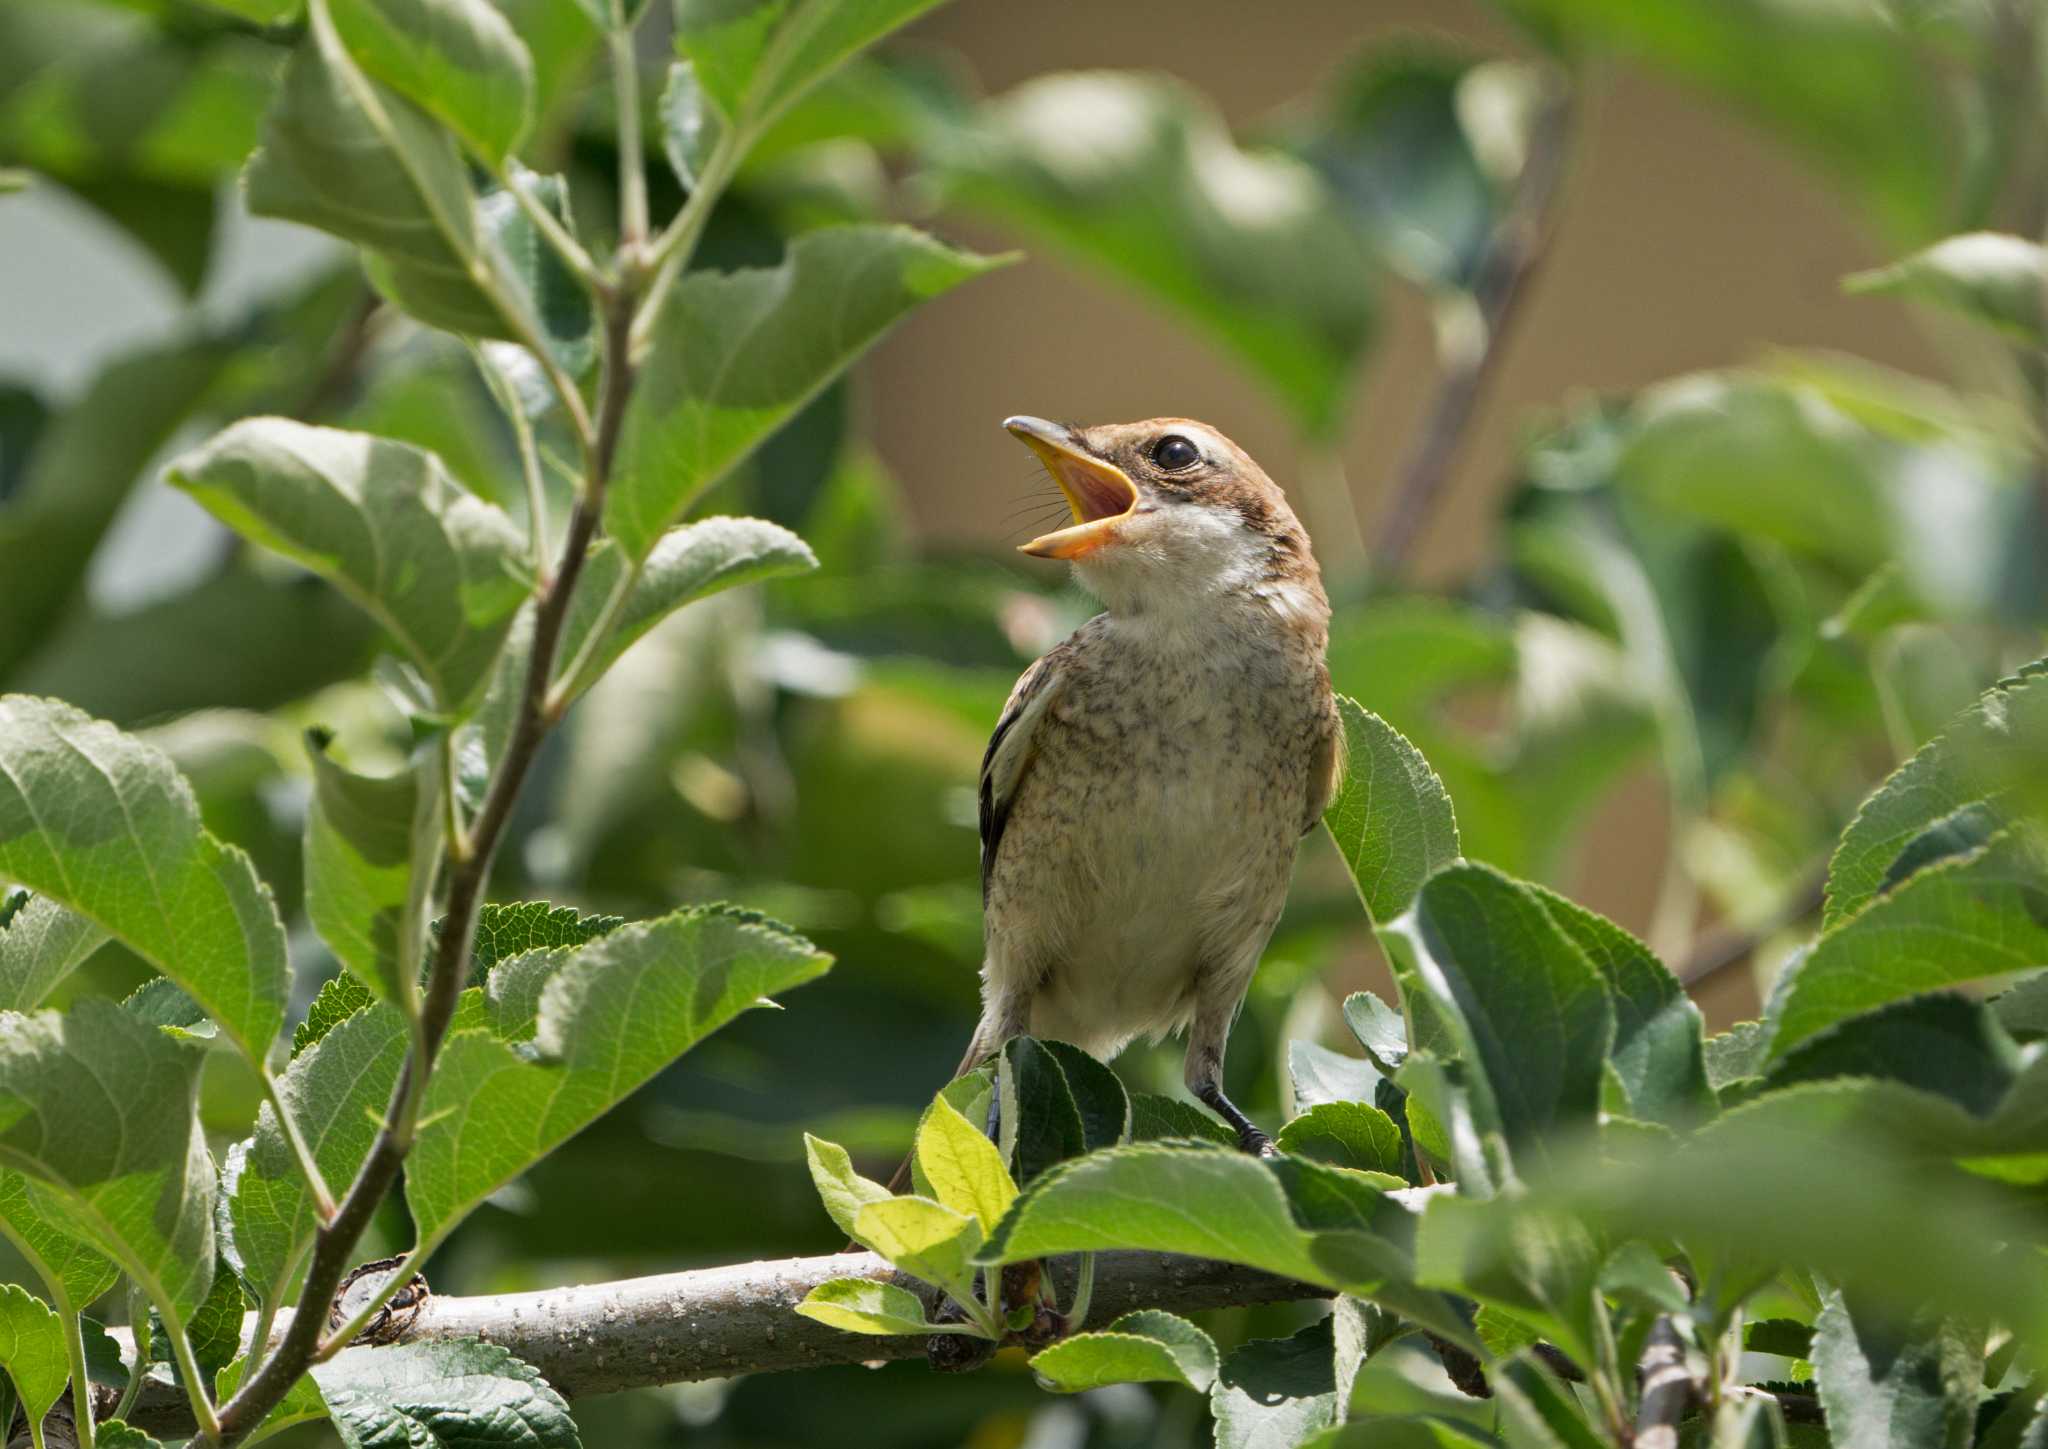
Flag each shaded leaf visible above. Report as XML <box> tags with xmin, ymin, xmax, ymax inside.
<box><xmin>1377</xmin><ymin>862</ymin><xmax>1614</xmax><ymax>1164</ymax></box>
<box><xmin>1341</xmin><ymin>991</ymin><xmax>1409</xmax><ymax>1073</ymax></box>
<box><xmin>216</xmin><ymin>1353</ymin><xmax>330</xmax><ymax>1440</ymax></box>
<box><xmin>0</xmin><ymin>1000</ymin><xmax>214</xmax><ymax>1321</ymax></box>
<box><xmin>1846</xmin><ymin>234</ymin><xmax>2044</xmax><ymax>345</ymax></box>
<box><xmin>406</xmin><ymin>907</ymin><xmax>830</xmax><ymax>1247</ymax></box>
<box><xmin>1212</xmin><ymin>1318</ymin><xmax>1338</xmax><ymax>1449</ymax></box>
<box><xmin>1323</xmin><ymin>698</ymin><xmax>1461</xmax><ymax>925</ymax></box>
<box><xmin>1828</xmin><ymin>664</ymin><xmax>2048</xmax><ymax>928</ymax></box>
<box><xmin>305</xmin><ymin>734</ymin><xmax>426</xmax><ymax>1004</ymax></box>
<box><xmin>1530</xmin><ymin>885</ymin><xmax>1709</xmax><ymax>1124</ymax></box>
<box><xmin>1276</xmin><ymin>1102</ymin><xmax>1405</xmax><ymax>1176</ymax></box>
<box><xmin>0</xmin><ymin>895</ymin><xmax>106</xmax><ymax>1014</ymax></box>
<box><xmin>660</xmin><ymin>60</ymin><xmax>722</xmax><ymax>190</ymax></box>
<box><xmin>0</xmin><ymin>696</ymin><xmax>289</xmax><ymax>1063</ymax></box>
<box><xmin>558</xmin><ymin>518</ymin><xmax>818</xmax><ymax>697</ymax></box>
<box><xmin>1765</xmin><ymin>994</ymin><xmax>2021</xmax><ymax>1118</ymax></box>
<box><xmin>234</xmin><ymin>1001</ymin><xmax>408</xmax><ymax>1300</ymax></box>
<box><xmin>468</xmin><ymin>901</ymin><xmax>624</xmax><ymax>982</ymax></box>
<box><xmin>327</xmin><ymin>0</ymin><xmax>534</xmax><ymax>164</ymax></box>
<box><xmin>313</xmin><ymin>1338</ymin><xmax>579</xmax><ymax>1449</ymax></box>
<box><xmin>0</xmin><ymin>1283</ymin><xmax>68</xmax><ymax>1436</ymax></box>
<box><xmin>1813</xmin><ymin>1286</ymin><xmax>1980</xmax><ymax>1449</ymax></box>
<box><xmin>1290</xmin><ymin>1040</ymin><xmax>1382</xmax><ymax>1111</ymax></box>
<box><xmin>674</xmin><ymin>0</ymin><xmax>947</xmax><ymax>132</ymax></box>
<box><xmin>606</xmin><ymin>226</ymin><xmax>1007</xmax><ymax>561</ymax></box>
<box><xmin>1030</xmin><ymin>1309</ymin><xmax>1217</xmax><ymax>1394</ymax></box>
<box><xmin>171</xmin><ymin>419</ymin><xmax>531</xmax><ymax>712</ymax></box>
<box><xmin>1128</xmin><ymin>1093</ymin><xmax>1235</xmax><ymax>1147</ymax></box>
<box><xmin>293</xmin><ymin>973</ymin><xmax>376</xmax><ymax>1056</ymax></box>
<box><xmin>1768</xmin><ymin>830</ymin><xmax>2048</xmax><ymax>1059</ymax></box>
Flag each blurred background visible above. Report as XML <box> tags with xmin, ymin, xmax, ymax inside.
<box><xmin>3</xmin><ymin>0</ymin><xmax>2046</xmax><ymax>1443</ymax></box>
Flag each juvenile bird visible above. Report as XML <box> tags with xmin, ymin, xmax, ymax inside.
<box><xmin>962</xmin><ymin>415</ymin><xmax>1339</xmax><ymax>1153</ymax></box>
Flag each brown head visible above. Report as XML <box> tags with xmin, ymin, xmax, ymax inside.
<box><xmin>1003</xmin><ymin>415</ymin><xmax>1325</xmax><ymax>624</ymax></box>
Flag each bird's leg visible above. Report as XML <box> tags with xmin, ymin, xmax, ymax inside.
<box><xmin>976</xmin><ymin>986</ymin><xmax>1032</xmax><ymax>1154</ymax></box>
<box><xmin>1186</xmin><ymin>1009</ymin><xmax>1275</xmax><ymax>1157</ymax></box>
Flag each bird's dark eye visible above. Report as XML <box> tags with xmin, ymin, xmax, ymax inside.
<box><xmin>1151</xmin><ymin>434</ymin><xmax>1199</xmax><ymax>471</ymax></box>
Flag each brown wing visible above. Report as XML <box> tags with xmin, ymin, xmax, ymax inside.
<box><xmin>1302</xmin><ymin>689</ymin><xmax>1341</xmax><ymax>835</ymax></box>
<box><xmin>979</xmin><ymin>647</ymin><xmax>1069</xmax><ymax>901</ymax></box>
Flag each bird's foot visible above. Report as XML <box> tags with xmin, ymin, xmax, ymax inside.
<box><xmin>1238</xmin><ymin>1124</ymin><xmax>1278</xmax><ymax>1158</ymax></box>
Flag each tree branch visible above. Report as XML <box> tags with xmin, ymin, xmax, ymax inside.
<box><xmin>1633</xmin><ymin>1317</ymin><xmax>1697</xmax><ymax>1449</ymax></box>
<box><xmin>119</xmin><ymin>1252</ymin><xmax>1320</xmax><ymax>1438</ymax></box>
<box><xmin>1372</xmin><ymin>76</ymin><xmax>1576</xmax><ymax>578</ymax></box>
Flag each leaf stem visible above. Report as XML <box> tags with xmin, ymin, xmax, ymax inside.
<box><xmin>609</xmin><ymin>0</ymin><xmax>649</xmax><ymax>250</ymax></box>
<box><xmin>495</xmin><ymin>165</ymin><xmax>603</xmax><ymax>295</ymax></box>
<box><xmin>56</xmin><ymin>1306</ymin><xmax>89</xmax><ymax>1449</ymax></box>
<box><xmin>469</xmin><ymin>341</ymin><xmax>552</xmax><ymax>568</ymax></box>
<box><xmin>631</xmin><ymin>128</ymin><xmax>741</xmax><ymax>356</ymax></box>
<box><xmin>545</xmin><ymin>560</ymin><xmax>638</xmax><ymax>714</ymax></box>
<box><xmin>1064</xmin><ymin>1251</ymin><xmax>1097</xmax><ymax>1330</ymax></box>
<box><xmin>165</xmin><ymin>1320</ymin><xmax>222</xmax><ymax>1442</ymax></box>
<box><xmin>260</xmin><ymin>1071</ymin><xmax>336</xmax><ymax>1223</ymax></box>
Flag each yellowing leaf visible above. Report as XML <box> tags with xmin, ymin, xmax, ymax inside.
<box><xmin>915</xmin><ymin>1093</ymin><xmax>1015</xmax><ymax>1231</ymax></box>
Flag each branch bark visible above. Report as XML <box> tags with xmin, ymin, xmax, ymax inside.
<box><xmin>1372</xmin><ymin>76</ymin><xmax>1577</xmax><ymax>578</ymax></box>
<box><xmin>120</xmin><ymin>1252</ymin><xmax>1321</xmax><ymax>1438</ymax></box>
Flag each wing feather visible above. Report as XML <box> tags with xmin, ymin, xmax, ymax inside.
<box><xmin>979</xmin><ymin>649</ymin><xmax>1068</xmax><ymax>900</ymax></box>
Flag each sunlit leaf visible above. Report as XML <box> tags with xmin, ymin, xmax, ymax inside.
<box><xmin>852</xmin><ymin>1195</ymin><xmax>981</xmax><ymax>1302</ymax></box>
<box><xmin>0</xmin><ymin>1170</ymin><xmax>120</xmax><ymax>1311</ymax></box>
<box><xmin>803</xmin><ymin>1133</ymin><xmax>892</xmax><ymax>1248</ymax></box>
<box><xmin>327</xmin><ymin>0</ymin><xmax>534</xmax><ymax>164</ymax></box>
<box><xmin>0</xmin><ymin>1283</ymin><xmax>68</xmax><ymax>1438</ymax></box>
<box><xmin>171</xmin><ymin>419</ymin><xmax>531</xmax><ymax>714</ymax></box>
<box><xmin>0</xmin><ymin>697</ymin><xmax>289</xmax><ymax>1063</ymax></box>
<box><xmin>1275</xmin><ymin>1102</ymin><xmax>1405</xmax><ymax>1177</ymax></box>
<box><xmin>1847</xmin><ymin>233</ymin><xmax>2044</xmax><ymax>345</ymax></box>
<box><xmin>1322</xmin><ymin>698</ymin><xmax>1460</xmax><ymax>925</ymax></box>
<box><xmin>916</xmin><ymin>1092</ymin><xmax>1015</xmax><ymax>1232</ymax></box>
<box><xmin>305</xmin><ymin>734</ymin><xmax>427</xmax><ymax>1004</ymax></box>
<box><xmin>1030</xmin><ymin>1310</ymin><xmax>1217</xmax><ymax>1394</ymax></box>
<box><xmin>0</xmin><ymin>895</ymin><xmax>105</xmax><ymax>1014</ymax></box>
<box><xmin>793</xmin><ymin>1278</ymin><xmax>941</xmax><ymax>1336</ymax></box>
<box><xmin>607</xmin><ymin>225</ymin><xmax>1008</xmax><ymax>561</ymax></box>
<box><xmin>673</xmin><ymin>0</ymin><xmax>947</xmax><ymax>133</ymax></box>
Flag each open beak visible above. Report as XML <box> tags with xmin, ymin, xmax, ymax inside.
<box><xmin>1005</xmin><ymin>415</ymin><xmax>1139</xmax><ymax>559</ymax></box>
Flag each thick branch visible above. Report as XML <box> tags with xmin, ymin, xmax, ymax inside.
<box><xmin>122</xmin><ymin>1252</ymin><xmax>1319</xmax><ymax>1437</ymax></box>
<box><xmin>1372</xmin><ymin>77</ymin><xmax>1576</xmax><ymax>578</ymax></box>
<box><xmin>1633</xmin><ymin>1317</ymin><xmax>1697</xmax><ymax>1449</ymax></box>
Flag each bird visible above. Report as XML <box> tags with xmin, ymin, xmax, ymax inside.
<box><xmin>950</xmin><ymin>414</ymin><xmax>1339</xmax><ymax>1158</ymax></box>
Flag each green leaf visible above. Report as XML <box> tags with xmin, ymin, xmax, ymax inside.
<box><xmin>1211</xmin><ymin>1318</ymin><xmax>1338</xmax><ymax>1449</ymax></box>
<box><xmin>1993</xmin><ymin>971</ymin><xmax>2048</xmax><ymax>1042</ymax></box>
<box><xmin>305</xmin><ymin>733</ymin><xmax>426</xmax><ymax>1004</ymax></box>
<box><xmin>1765</xmin><ymin>993</ymin><xmax>2021</xmax><ymax>1118</ymax></box>
<box><xmin>793</xmin><ymin>1277</ymin><xmax>943</xmax><ymax>1336</ymax></box>
<box><xmin>659</xmin><ymin>60</ymin><xmax>722</xmax><ymax>190</ymax></box>
<box><xmin>1812</xmin><ymin>1287</ymin><xmax>1980</xmax><ymax>1449</ymax></box>
<box><xmin>802</xmin><ymin>1133</ymin><xmax>892</xmax><ymax>1246</ymax></box>
<box><xmin>1615</xmin><ymin>374</ymin><xmax>1889</xmax><ymax>570</ymax></box>
<box><xmin>1827</xmin><ymin>664</ymin><xmax>2048</xmax><ymax>928</ymax></box>
<box><xmin>327</xmin><ymin>0</ymin><xmax>534</xmax><ymax>164</ymax></box>
<box><xmin>674</xmin><ymin>0</ymin><xmax>948</xmax><ymax>132</ymax></box>
<box><xmin>606</xmin><ymin>225</ymin><xmax>1008</xmax><ymax>562</ymax></box>
<box><xmin>558</xmin><ymin>518</ymin><xmax>818</xmax><ymax>695</ymax></box>
<box><xmin>1322</xmin><ymin>699</ymin><xmax>1461</xmax><ymax>925</ymax></box>
<box><xmin>216</xmin><ymin>1352</ymin><xmax>330</xmax><ymax>1440</ymax></box>
<box><xmin>1341</xmin><ymin>991</ymin><xmax>1409</xmax><ymax>1074</ymax></box>
<box><xmin>980</xmin><ymin>1143</ymin><xmax>1405</xmax><ymax>1288</ymax></box>
<box><xmin>1304</xmin><ymin>1419</ymin><xmax>1503</xmax><ymax>1449</ymax></box>
<box><xmin>0</xmin><ymin>895</ymin><xmax>106</xmax><ymax>1014</ymax></box>
<box><xmin>1846</xmin><ymin>234</ymin><xmax>2044</xmax><ymax>345</ymax></box>
<box><xmin>468</xmin><ymin>900</ymin><xmax>624</xmax><ymax>983</ymax></box>
<box><xmin>1414</xmin><ymin>1193</ymin><xmax>1608</xmax><ymax>1378</ymax></box>
<box><xmin>1768</xmin><ymin>830</ymin><xmax>2048</xmax><ymax>1059</ymax></box>
<box><xmin>1038</xmin><ymin>1039</ymin><xmax>1131</xmax><ymax>1152</ymax></box>
<box><xmin>1495</xmin><ymin>1355</ymin><xmax>1613</xmax><ymax>1449</ymax></box>
<box><xmin>293</xmin><ymin>973</ymin><xmax>377</xmax><ymax>1056</ymax></box>
<box><xmin>122</xmin><ymin>979</ymin><xmax>215</xmax><ymax>1042</ymax></box>
<box><xmin>170</xmin><ymin>419</ymin><xmax>531</xmax><ymax>713</ymax></box>
<box><xmin>0</xmin><ymin>1000</ymin><xmax>214</xmax><ymax>1321</ymax></box>
<box><xmin>1276</xmin><ymin>1102</ymin><xmax>1405</xmax><ymax>1176</ymax></box>
<box><xmin>0</xmin><ymin>1283</ymin><xmax>68</xmax><ymax>1435</ymax></box>
<box><xmin>852</xmin><ymin>1195</ymin><xmax>981</xmax><ymax>1302</ymax></box>
<box><xmin>312</xmin><ymin>1338</ymin><xmax>578</xmax><ymax>1449</ymax></box>
<box><xmin>406</xmin><ymin>906</ymin><xmax>829</xmax><ymax>1248</ymax></box>
<box><xmin>1377</xmin><ymin>862</ymin><xmax>1614</xmax><ymax>1165</ymax></box>
<box><xmin>1704</xmin><ymin>1021</ymin><xmax>1768</xmax><ymax>1092</ymax></box>
<box><xmin>1128</xmin><ymin>1093</ymin><xmax>1236</xmax><ymax>1146</ymax></box>
<box><xmin>177</xmin><ymin>1261</ymin><xmax>247</xmax><ymax>1391</ymax></box>
<box><xmin>0</xmin><ymin>1169</ymin><xmax>120</xmax><ymax>1310</ymax></box>
<box><xmin>934</xmin><ymin>72</ymin><xmax>1376</xmax><ymax>435</ymax></box>
<box><xmin>1289</xmin><ymin>1040</ymin><xmax>1382</xmax><ymax>1111</ymax></box>
<box><xmin>997</xmin><ymin>1036</ymin><xmax>1084</xmax><ymax>1189</ymax></box>
<box><xmin>1029</xmin><ymin>1309</ymin><xmax>1218</xmax><ymax>1394</ymax></box>
<box><xmin>917</xmin><ymin>1091</ymin><xmax>1016</xmax><ymax>1231</ymax></box>
<box><xmin>247</xmin><ymin>1</ymin><xmax>481</xmax><ymax>291</ymax></box>
<box><xmin>96</xmin><ymin>1424</ymin><xmax>166</xmax><ymax>1449</ymax></box>
<box><xmin>232</xmin><ymin>1001</ymin><xmax>409</xmax><ymax>1301</ymax></box>
<box><xmin>0</xmin><ymin>696</ymin><xmax>289</xmax><ymax>1064</ymax></box>
<box><xmin>1529</xmin><ymin>885</ymin><xmax>1710</xmax><ymax>1125</ymax></box>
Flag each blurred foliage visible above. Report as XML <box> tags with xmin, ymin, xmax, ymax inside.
<box><xmin>0</xmin><ymin>0</ymin><xmax>2046</xmax><ymax>1444</ymax></box>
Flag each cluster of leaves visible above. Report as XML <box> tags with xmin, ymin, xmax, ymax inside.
<box><xmin>0</xmin><ymin>0</ymin><xmax>1022</xmax><ymax>1442</ymax></box>
<box><xmin>807</xmin><ymin>674</ymin><xmax>2048</xmax><ymax>1447</ymax></box>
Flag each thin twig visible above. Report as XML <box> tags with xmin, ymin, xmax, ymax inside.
<box><xmin>1677</xmin><ymin>866</ymin><xmax>1826</xmax><ymax>985</ymax></box>
<box><xmin>1372</xmin><ymin>77</ymin><xmax>1576</xmax><ymax>578</ymax></box>
<box><xmin>1634</xmin><ymin>1317</ymin><xmax>1698</xmax><ymax>1449</ymax></box>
